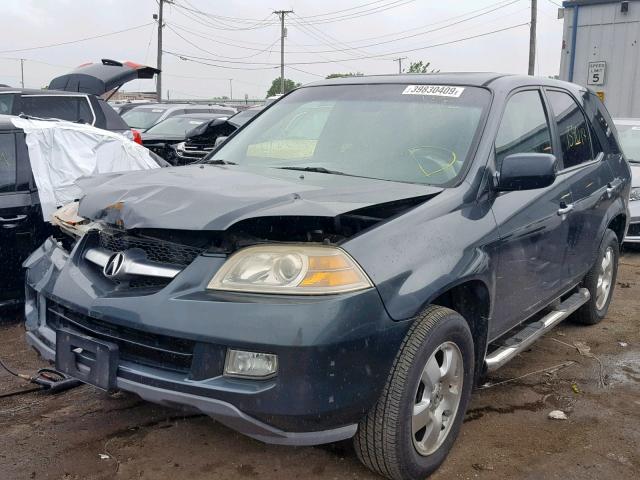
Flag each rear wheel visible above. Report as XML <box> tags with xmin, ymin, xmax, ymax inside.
<box><xmin>354</xmin><ymin>306</ymin><xmax>474</xmax><ymax>480</ymax></box>
<box><xmin>573</xmin><ymin>228</ymin><xmax>619</xmax><ymax>325</ymax></box>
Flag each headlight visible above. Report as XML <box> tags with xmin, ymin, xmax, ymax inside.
<box><xmin>631</xmin><ymin>187</ymin><xmax>640</xmax><ymax>202</ymax></box>
<box><xmin>51</xmin><ymin>201</ymin><xmax>92</xmax><ymax>238</ymax></box>
<box><xmin>207</xmin><ymin>245</ymin><xmax>372</xmax><ymax>294</ymax></box>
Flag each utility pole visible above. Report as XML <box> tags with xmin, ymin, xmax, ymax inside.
<box><xmin>155</xmin><ymin>0</ymin><xmax>164</xmax><ymax>102</ymax></box>
<box><xmin>20</xmin><ymin>59</ymin><xmax>25</xmax><ymax>88</ymax></box>
<box><xmin>274</xmin><ymin>10</ymin><xmax>293</xmax><ymax>94</ymax></box>
<box><xmin>394</xmin><ymin>57</ymin><xmax>407</xmax><ymax>74</ymax></box>
<box><xmin>229</xmin><ymin>79</ymin><xmax>233</xmax><ymax>100</ymax></box>
<box><xmin>528</xmin><ymin>0</ymin><xmax>537</xmax><ymax>75</ymax></box>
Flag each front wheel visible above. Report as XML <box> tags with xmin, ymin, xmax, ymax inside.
<box><xmin>354</xmin><ymin>306</ymin><xmax>474</xmax><ymax>480</ymax></box>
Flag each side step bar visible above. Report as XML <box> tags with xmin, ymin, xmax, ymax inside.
<box><xmin>485</xmin><ymin>288</ymin><xmax>590</xmax><ymax>372</ymax></box>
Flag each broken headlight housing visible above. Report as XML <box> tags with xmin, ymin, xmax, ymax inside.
<box><xmin>207</xmin><ymin>245</ymin><xmax>372</xmax><ymax>294</ymax></box>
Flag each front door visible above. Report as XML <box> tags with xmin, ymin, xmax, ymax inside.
<box><xmin>490</xmin><ymin>89</ymin><xmax>573</xmax><ymax>338</ymax></box>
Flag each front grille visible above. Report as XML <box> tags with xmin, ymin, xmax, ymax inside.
<box><xmin>99</xmin><ymin>230</ymin><xmax>205</xmax><ymax>266</ymax></box>
<box><xmin>628</xmin><ymin>223</ymin><xmax>640</xmax><ymax>237</ymax></box>
<box><xmin>47</xmin><ymin>301</ymin><xmax>194</xmax><ymax>373</ymax></box>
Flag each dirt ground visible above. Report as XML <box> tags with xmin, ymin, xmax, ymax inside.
<box><xmin>1</xmin><ymin>252</ymin><xmax>639</xmax><ymax>480</ymax></box>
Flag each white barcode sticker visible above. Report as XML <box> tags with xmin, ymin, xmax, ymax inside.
<box><xmin>402</xmin><ymin>85</ymin><xmax>465</xmax><ymax>97</ymax></box>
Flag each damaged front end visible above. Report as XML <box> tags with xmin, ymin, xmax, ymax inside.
<box><xmin>23</xmin><ymin>166</ymin><xmax>440</xmax><ymax>446</ymax></box>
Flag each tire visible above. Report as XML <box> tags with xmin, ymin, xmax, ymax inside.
<box><xmin>354</xmin><ymin>306</ymin><xmax>474</xmax><ymax>480</ymax></box>
<box><xmin>573</xmin><ymin>228</ymin><xmax>619</xmax><ymax>325</ymax></box>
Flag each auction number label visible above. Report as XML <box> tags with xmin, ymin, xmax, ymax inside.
<box><xmin>402</xmin><ymin>85</ymin><xmax>465</xmax><ymax>97</ymax></box>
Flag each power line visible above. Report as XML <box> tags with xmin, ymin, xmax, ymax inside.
<box><xmin>296</xmin><ymin>0</ymin><xmax>419</xmax><ymax>25</ymax></box>
<box><xmin>166</xmin><ymin>23</ymin><xmax>530</xmax><ymax>66</ymax></box>
<box><xmin>166</xmin><ymin>22</ymin><xmax>280</xmax><ymax>59</ymax></box>
<box><xmin>0</xmin><ymin>23</ymin><xmax>154</xmax><ymax>54</ymax></box>
<box><xmin>164</xmin><ymin>50</ymin><xmax>279</xmax><ymax>71</ymax></box>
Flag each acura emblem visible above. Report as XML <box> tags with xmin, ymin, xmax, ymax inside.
<box><xmin>103</xmin><ymin>252</ymin><xmax>126</xmax><ymax>278</ymax></box>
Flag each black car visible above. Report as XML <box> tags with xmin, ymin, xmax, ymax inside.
<box><xmin>0</xmin><ymin>59</ymin><xmax>159</xmax><ymax>137</ymax></box>
<box><xmin>122</xmin><ymin>103</ymin><xmax>237</xmax><ymax>132</ymax></box>
<box><xmin>24</xmin><ymin>74</ymin><xmax>630</xmax><ymax>480</ymax></box>
<box><xmin>141</xmin><ymin>113</ymin><xmax>230</xmax><ymax>163</ymax></box>
<box><xmin>173</xmin><ymin>106</ymin><xmax>264</xmax><ymax>163</ymax></box>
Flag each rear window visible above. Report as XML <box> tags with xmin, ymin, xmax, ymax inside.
<box><xmin>122</xmin><ymin>107</ymin><xmax>168</xmax><ymax>129</ymax></box>
<box><xmin>0</xmin><ymin>94</ymin><xmax>14</xmax><ymax>115</ymax></box>
<box><xmin>19</xmin><ymin>95</ymin><xmax>94</xmax><ymax>124</ymax></box>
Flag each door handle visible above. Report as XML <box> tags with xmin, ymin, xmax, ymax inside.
<box><xmin>557</xmin><ymin>204</ymin><xmax>574</xmax><ymax>216</ymax></box>
<box><xmin>0</xmin><ymin>215</ymin><xmax>27</xmax><ymax>223</ymax></box>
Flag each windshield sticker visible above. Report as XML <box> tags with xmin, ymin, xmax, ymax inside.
<box><xmin>402</xmin><ymin>85</ymin><xmax>465</xmax><ymax>97</ymax></box>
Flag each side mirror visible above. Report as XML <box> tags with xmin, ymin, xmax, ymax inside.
<box><xmin>214</xmin><ymin>136</ymin><xmax>228</xmax><ymax>147</ymax></box>
<box><xmin>496</xmin><ymin>153</ymin><xmax>557</xmax><ymax>191</ymax></box>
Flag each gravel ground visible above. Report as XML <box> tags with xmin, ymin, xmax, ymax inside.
<box><xmin>1</xmin><ymin>251</ymin><xmax>638</xmax><ymax>480</ymax></box>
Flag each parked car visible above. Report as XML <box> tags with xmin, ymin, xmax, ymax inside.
<box><xmin>173</xmin><ymin>106</ymin><xmax>264</xmax><ymax>164</ymax></box>
<box><xmin>141</xmin><ymin>113</ymin><xmax>229</xmax><ymax>162</ymax></box>
<box><xmin>0</xmin><ymin>59</ymin><xmax>159</xmax><ymax>143</ymax></box>
<box><xmin>23</xmin><ymin>74</ymin><xmax>630</xmax><ymax>480</ymax></box>
<box><xmin>0</xmin><ymin>115</ymin><xmax>161</xmax><ymax>307</ymax></box>
<box><xmin>122</xmin><ymin>103</ymin><xmax>237</xmax><ymax>131</ymax></box>
<box><xmin>612</xmin><ymin>118</ymin><xmax>640</xmax><ymax>243</ymax></box>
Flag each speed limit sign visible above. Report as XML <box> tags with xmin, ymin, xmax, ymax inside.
<box><xmin>588</xmin><ymin>61</ymin><xmax>606</xmax><ymax>86</ymax></box>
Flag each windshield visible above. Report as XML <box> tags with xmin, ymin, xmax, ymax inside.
<box><xmin>229</xmin><ymin>108</ymin><xmax>261</xmax><ymax>127</ymax></box>
<box><xmin>614</xmin><ymin>120</ymin><xmax>640</xmax><ymax>162</ymax></box>
<box><xmin>122</xmin><ymin>107</ymin><xmax>168</xmax><ymax>129</ymax></box>
<box><xmin>145</xmin><ymin>116</ymin><xmax>208</xmax><ymax>136</ymax></box>
<box><xmin>210</xmin><ymin>84</ymin><xmax>490</xmax><ymax>185</ymax></box>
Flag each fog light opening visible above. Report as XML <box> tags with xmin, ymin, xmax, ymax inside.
<box><xmin>224</xmin><ymin>349</ymin><xmax>278</xmax><ymax>379</ymax></box>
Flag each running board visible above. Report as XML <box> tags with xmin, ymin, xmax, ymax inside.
<box><xmin>485</xmin><ymin>288</ymin><xmax>590</xmax><ymax>372</ymax></box>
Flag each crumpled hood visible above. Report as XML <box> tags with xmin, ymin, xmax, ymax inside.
<box><xmin>76</xmin><ymin>165</ymin><xmax>442</xmax><ymax>230</ymax></box>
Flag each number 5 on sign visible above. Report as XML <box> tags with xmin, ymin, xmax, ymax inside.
<box><xmin>588</xmin><ymin>62</ymin><xmax>606</xmax><ymax>86</ymax></box>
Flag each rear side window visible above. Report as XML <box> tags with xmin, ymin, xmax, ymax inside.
<box><xmin>20</xmin><ymin>95</ymin><xmax>94</xmax><ymax>124</ymax></box>
<box><xmin>495</xmin><ymin>90</ymin><xmax>552</xmax><ymax>164</ymax></box>
<box><xmin>97</xmin><ymin>99</ymin><xmax>128</xmax><ymax>130</ymax></box>
<box><xmin>546</xmin><ymin>90</ymin><xmax>594</xmax><ymax>168</ymax></box>
<box><xmin>0</xmin><ymin>133</ymin><xmax>17</xmax><ymax>193</ymax></box>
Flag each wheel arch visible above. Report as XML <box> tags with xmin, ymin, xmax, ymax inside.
<box><xmin>607</xmin><ymin>212</ymin><xmax>627</xmax><ymax>246</ymax></box>
<box><xmin>429</xmin><ymin>278</ymin><xmax>491</xmax><ymax>386</ymax></box>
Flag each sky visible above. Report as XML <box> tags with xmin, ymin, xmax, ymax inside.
<box><xmin>0</xmin><ymin>0</ymin><xmax>565</xmax><ymax>99</ymax></box>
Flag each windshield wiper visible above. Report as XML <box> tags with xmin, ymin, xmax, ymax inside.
<box><xmin>201</xmin><ymin>159</ymin><xmax>237</xmax><ymax>165</ymax></box>
<box><xmin>278</xmin><ymin>166</ymin><xmax>347</xmax><ymax>176</ymax></box>
<box><xmin>628</xmin><ymin>158</ymin><xmax>640</xmax><ymax>164</ymax></box>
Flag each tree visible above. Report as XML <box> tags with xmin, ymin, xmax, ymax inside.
<box><xmin>405</xmin><ymin>61</ymin><xmax>439</xmax><ymax>74</ymax></box>
<box><xmin>325</xmin><ymin>72</ymin><xmax>364</xmax><ymax>79</ymax></box>
<box><xmin>267</xmin><ymin>77</ymin><xmax>301</xmax><ymax>97</ymax></box>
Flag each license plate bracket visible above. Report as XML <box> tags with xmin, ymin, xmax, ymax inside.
<box><xmin>55</xmin><ymin>327</ymin><xmax>119</xmax><ymax>392</ymax></box>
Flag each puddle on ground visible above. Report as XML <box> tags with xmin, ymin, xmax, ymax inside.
<box><xmin>604</xmin><ymin>349</ymin><xmax>640</xmax><ymax>386</ymax></box>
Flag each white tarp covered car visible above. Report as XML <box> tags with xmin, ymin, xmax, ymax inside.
<box><xmin>10</xmin><ymin>116</ymin><xmax>160</xmax><ymax>220</ymax></box>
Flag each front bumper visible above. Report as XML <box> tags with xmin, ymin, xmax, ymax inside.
<box><xmin>24</xmin><ymin>237</ymin><xmax>409</xmax><ymax>445</ymax></box>
<box><xmin>625</xmin><ymin>202</ymin><xmax>640</xmax><ymax>243</ymax></box>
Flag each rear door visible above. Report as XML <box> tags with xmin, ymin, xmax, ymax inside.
<box><xmin>490</xmin><ymin>88</ymin><xmax>574</xmax><ymax>336</ymax></box>
<box><xmin>0</xmin><ymin>130</ymin><xmax>40</xmax><ymax>303</ymax></box>
<box><xmin>544</xmin><ymin>88</ymin><xmax>616</xmax><ymax>282</ymax></box>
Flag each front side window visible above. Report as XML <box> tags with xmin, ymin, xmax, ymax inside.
<box><xmin>546</xmin><ymin>90</ymin><xmax>594</xmax><ymax>168</ymax></box>
<box><xmin>495</xmin><ymin>90</ymin><xmax>552</xmax><ymax>164</ymax></box>
<box><xmin>20</xmin><ymin>96</ymin><xmax>94</xmax><ymax>124</ymax></box>
<box><xmin>0</xmin><ymin>94</ymin><xmax>14</xmax><ymax>115</ymax></box>
<box><xmin>0</xmin><ymin>133</ymin><xmax>17</xmax><ymax>193</ymax></box>
<box><xmin>210</xmin><ymin>84</ymin><xmax>491</xmax><ymax>186</ymax></box>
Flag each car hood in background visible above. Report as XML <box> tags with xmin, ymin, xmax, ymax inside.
<box><xmin>76</xmin><ymin>165</ymin><xmax>442</xmax><ymax>231</ymax></box>
<box><xmin>48</xmin><ymin>59</ymin><xmax>160</xmax><ymax>96</ymax></box>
